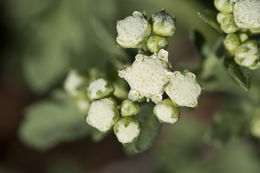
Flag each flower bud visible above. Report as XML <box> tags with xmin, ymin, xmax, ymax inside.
<box><xmin>118</xmin><ymin>49</ymin><xmax>172</xmax><ymax>103</ymax></box>
<box><xmin>86</xmin><ymin>98</ymin><xmax>119</xmax><ymax>132</ymax></box>
<box><xmin>113</xmin><ymin>117</ymin><xmax>140</xmax><ymax>144</ymax></box>
<box><xmin>223</xmin><ymin>33</ymin><xmax>240</xmax><ymax>56</ymax></box>
<box><xmin>233</xmin><ymin>0</ymin><xmax>260</xmax><ymax>30</ymax></box>
<box><xmin>165</xmin><ymin>71</ymin><xmax>201</xmax><ymax>108</ymax></box>
<box><xmin>153</xmin><ymin>99</ymin><xmax>179</xmax><ymax>124</ymax></box>
<box><xmin>64</xmin><ymin>70</ymin><xmax>87</xmax><ymax>98</ymax></box>
<box><xmin>152</xmin><ymin>11</ymin><xmax>176</xmax><ymax>37</ymax></box>
<box><xmin>76</xmin><ymin>97</ymin><xmax>90</xmax><ymax>114</ymax></box>
<box><xmin>250</xmin><ymin>108</ymin><xmax>260</xmax><ymax>138</ymax></box>
<box><xmin>234</xmin><ymin>40</ymin><xmax>260</xmax><ymax>70</ymax></box>
<box><xmin>214</xmin><ymin>0</ymin><xmax>233</xmax><ymax>13</ymax></box>
<box><xmin>217</xmin><ymin>13</ymin><xmax>239</xmax><ymax>33</ymax></box>
<box><xmin>120</xmin><ymin>99</ymin><xmax>140</xmax><ymax>117</ymax></box>
<box><xmin>147</xmin><ymin>35</ymin><xmax>168</xmax><ymax>53</ymax></box>
<box><xmin>87</xmin><ymin>78</ymin><xmax>114</xmax><ymax>100</ymax></box>
<box><xmin>116</xmin><ymin>11</ymin><xmax>151</xmax><ymax>48</ymax></box>
<box><xmin>238</xmin><ymin>33</ymin><xmax>248</xmax><ymax>42</ymax></box>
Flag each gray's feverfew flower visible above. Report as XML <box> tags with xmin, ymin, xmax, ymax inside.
<box><xmin>152</xmin><ymin>11</ymin><xmax>176</xmax><ymax>37</ymax></box>
<box><xmin>113</xmin><ymin>117</ymin><xmax>140</xmax><ymax>144</ymax></box>
<box><xmin>214</xmin><ymin>0</ymin><xmax>233</xmax><ymax>13</ymax></box>
<box><xmin>153</xmin><ymin>99</ymin><xmax>179</xmax><ymax>124</ymax></box>
<box><xmin>165</xmin><ymin>71</ymin><xmax>201</xmax><ymax>108</ymax></box>
<box><xmin>87</xmin><ymin>78</ymin><xmax>114</xmax><ymax>100</ymax></box>
<box><xmin>235</xmin><ymin>40</ymin><xmax>260</xmax><ymax>70</ymax></box>
<box><xmin>120</xmin><ymin>99</ymin><xmax>140</xmax><ymax>117</ymax></box>
<box><xmin>86</xmin><ymin>98</ymin><xmax>119</xmax><ymax>132</ymax></box>
<box><xmin>116</xmin><ymin>11</ymin><xmax>151</xmax><ymax>48</ymax></box>
<box><xmin>233</xmin><ymin>0</ymin><xmax>260</xmax><ymax>30</ymax></box>
<box><xmin>217</xmin><ymin>13</ymin><xmax>239</xmax><ymax>34</ymax></box>
<box><xmin>118</xmin><ymin>49</ymin><xmax>173</xmax><ymax>103</ymax></box>
<box><xmin>147</xmin><ymin>35</ymin><xmax>168</xmax><ymax>53</ymax></box>
<box><xmin>64</xmin><ymin>70</ymin><xmax>87</xmax><ymax>97</ymax></box>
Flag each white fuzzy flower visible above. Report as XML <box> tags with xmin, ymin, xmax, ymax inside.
<box><xmin>64</xmin><ymin>70</ymin><xmax>87</xmax><ymax>97</ymax></box>
<box><xmin>87</xmin><ymin>78</ymin><xmax>114</xmax><ymax>100</ymax></box>
<box><xmin>116</xmin><ymin>11</ymin><xmax>151</xmax><ymax>48</ymax></box>
<box><xmin>235</xmin><ymin>40</ymin><xmax>260</xmax><ymax>70</ymax></box>
<box><xmin>113</xmin><ymin>117</ymin><xmax>140</xmax><ymax>144</ymax></box>
<box><xmin>118</xmin><ymin>49</ymin><xmax>172</xmax><ymax>103</ymax></box>
<box><xmin>165</xmin><ymin>71</ymin><xmax>201</xmax><ymax>108</ymax></box>
<box><xmin>86</xmin><ymin>98</ymin><xmax>119</xmax><ymax>132</ymax></box>
<box><xmin>153</xmin><ymin>99</ymin><xmax>179</xmax><ymax>124</ymax></box>
<box><xmin>233</xmin><ymin>0</ymin><xmax>260</xmax><ymax>29</ymax></box>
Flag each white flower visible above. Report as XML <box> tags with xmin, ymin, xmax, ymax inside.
<box><xmin>153</xmin><ymin>99</ymin><xmax>179</xmax><ymax>124</ymax></box>
<box><xmin>64</xmin><ymin>70</ymin><xmax>87</xmax><ymax>97</ymax></box>
<box><xmin>113</xmin><ymin>117</ymin><xmax>140</xmax><ymax>144</ymax></box>
<box><xmin>86</xmin><ymin>98</ymin><xmax>119</xmax><ymax>132</ymax></box>
<box><xmin>87</xmin><ymin>78</ymin><xmax>114</xmax><ymax>100</ymax></box>
<box><xmin>152</xmin><ymin>11</ymin><xmax>176</xmax><ymax>37</ymax></box>
<box><xmin>235</xmin><ymin>40</ymin><xmax>260</xmax><ymax>70</ymax></box>
<box><xmin>118</xmin><ymin>49</ymin><xmax>172</xmax><ymax>103</ymax></box>
<box><xmin>233</xmin><ymin>0</ymin><xmax>260</xmax><ymax>29</ymax></box>
<box><xmin>165</xmin><ymin>71</ymin><xmax>201</xmax><ymax>108</ymax></box>
<box><xmin>116</xmin><ymin>11</ymin><xmax>151</xmax><ymax>48</ymax></box>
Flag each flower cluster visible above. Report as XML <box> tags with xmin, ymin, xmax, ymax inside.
<box><xmin>215</xmin><ymin>0</ymin><xmax>260</xmax><ymax>70</ymax></box>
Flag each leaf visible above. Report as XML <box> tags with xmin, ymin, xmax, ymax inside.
<box><xmin>19</xmin><ymin>90</ymin><xmax>90</xmax><ymax>150</ymax></box>
<box><xmin>190</xmin><ymin>30</ymin><xmax>207</xmax><ymax>60</ymax></box>
<box><xmin>223</xmin><ymin>58</ymin><xmax>251</xmax><ymax>91</ymax></box>
<box><xmin>124</xmin><ymin>103</ymin><xmax>161</xmax><ymax>155</ymax></box>
<box><xmin>198</xmin><ymin>9</ymin><xmax>222</xmax><ymax>33</ymax></box>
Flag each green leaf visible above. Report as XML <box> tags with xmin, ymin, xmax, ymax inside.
<box><xmin>124</xmin><ymin>103</ymin><xmax>161</xmax><ymax>155</ymax></box>
<box><xmin>190</xmin><ymin>30</ymin><xmax>207</xmax><ymax>60</ymax></box>
<box><xmin>19</xmin><ymin>90</ymin><xmax>90</xmax><ymax>150</ymax></box>
<box><xmin>198</xmin><ymin>9</ymin><xmax>222</xmax><ymax>33</ymax></box>
<box><xmin>223</xmin><ymin>58</ymin><xmax>251</xmax><ymax>91</ymax></box>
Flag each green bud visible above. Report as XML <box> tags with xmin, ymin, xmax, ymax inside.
<box><xmin>217</xmin><ymin>13</ymin><xmax>239</xmax><ymax>33</ymax></box>
<box><xmin>223</xmin><ymin>33</ymin><xmax>240</xmax><ymax>56</ymax></box>
<box><xmin>153</xmin><ymin>99</ymin><xmax>179</xmax><ymax>124</ymax></box>
<box><xmin>120</xmin><ymin>99</ymin><xmax>140</xmax><ymax>117</ymax></box>
<box><xmin>146</xmin><ymin>35</ymin><xmax>168</xmax><ymax>53</ymax></box>
<box><xmin>250</xmin><ymin>108</ymin><xmax>260</xmax><ymax>138</ymax></box>
<box><xmin>87</xmin><ymin>78</ymin><xmax>114</xmax><ymax>100</ymax></box>
<box><xmin>235</xmin><ymin>40</ymin><xmax>260</xmax><ymax>70</ymax></box>
<box><xmin>152</xmin><ymin>11</ymin><xmax>176</xmax><ymax>37</ymax></box>
<box><xmin>238</xmin><ymin>33</ymin><xmax>248</xmax><ymax>42</ymax></box>
<box><xmin>214</xmin><ymin>0</ymin><xmax>233</xmax><ymax>13</ymax></box>
<box><xmin>76</xmin><ymin>97</ymin><xmax>90</xmax><ymax>114</ymax></box>
<box><xmin>250</xmin><ymin>28</ymin><xmax>260</xmax><ymax>34</ymax></box>
<box><xmin>113</xmin><ymin>117</ymin><xmax>140</xmax><ymax>144</ymax></box>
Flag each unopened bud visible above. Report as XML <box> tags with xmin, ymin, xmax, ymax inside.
<box><xmin>87</xmin><ymin>78</ymin><xmax>114</xmax><ymax>100</ymax></box>
<box><xmin>217</xmin><ymin>13</ymin><xmax>239</xmax><ymax>33</ymax></box>
<box><xmin>147</xmin><ymin>35</ymin><xmax>168</xmax><ymax>53</ymax></box>
<box><xmin>223</xmin><ymin>33</ymin><xmax>240</xmax><ymax>56</ymax></box>
<box><xmin>214</xmin><ymin>0</ymin><xmax>233</xmax><ymax>13</ymax></box>
<box><xmin>121</xmin><ymin>99</ymin><xmax>140</xmax><ymax>117</ymax></box>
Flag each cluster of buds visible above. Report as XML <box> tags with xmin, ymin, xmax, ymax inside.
<box><xmin>214</xmin><ymin>0</ymin><xmax>260</xmax><ymax>70</ymax></box>
<box><xmin>116</xmin><ymin>10</ymin><xmax>201</xmax><ymax>138</ymax></box>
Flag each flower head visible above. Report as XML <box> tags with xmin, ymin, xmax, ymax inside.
<box><xmin>64</xmin><ymin>70</ymin><xmax>87</xmax><ymax>97</ymax></box>
<box><xmin>165</xmin><ymin>71</ymin><xmax>201</xmax><ymax>107</ymax></box>
<box><xmin>113</xmin><ymin>117</ymin><xmax>140</xmax><ymax>144</ymax></box>
<box><xmin>121</xmin><ymin>99</ymin><xmax>140</xmax><ymax>117</ymax></box>
<box><xmin>86</xmin><ymin>98</ymin><xmax>119</xmax><ymax>132</ymax></box>
<box><xmin>87</xmin><ymin>78</ymin><xmax>114</xmax><ymax>100</ymax></box>
<box><xmin>147</xmin><ymin>35</ymin><xmax>168</xmax><ymax>53</ymax></box>
<box><xmin>116</xmin><ymin>11</ymin><xmax>151</xmax><ymax>48</ymax></box>
<box><xmin>119</xmin><ymin>49</ymin><xmax>172</xmax><ymax>103</ymax></box>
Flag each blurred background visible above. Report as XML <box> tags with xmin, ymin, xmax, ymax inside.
<box><xmin>1</xmin><ymin>0</ymin><xmax>260</xmax><ymax>172</ymax></box>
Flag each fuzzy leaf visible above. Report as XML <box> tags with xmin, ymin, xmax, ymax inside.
<box><xmin>19</xmin><ymin>90</ymin><xmax>90</xmax><ymax>150</ymax></box>
<box><xmin>223</xmin><ymin>58</ymin><xmax>250</xmax><ymax>91</ymax></box>
<box><xmin>124</xmin><ymin>103</ymin><xmax>161</xmax><ymax>155</ymax></box>
<box><xmin>198</xmin><ymin>9</ymin><xmax>222</xmax><ymax>33</ymax></box>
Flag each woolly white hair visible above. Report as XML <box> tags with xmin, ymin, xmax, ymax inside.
<box><xmin>86</xmin><ymin>98</ymin><xmax>119</xmax><ymax>132</ymax></box>
<box><xmin>165</xmin><ymin>71</ymin><xmax>201</xmax><ymax>108</ymax></box>
<box><xmin>233</xmin><ymin>0</ymin><xmax>260</xmax><ymax>29</ymax></box>
<box><xmin>116</xmin><ymin>11</ymin><xmax>151</xmax><ymax>48</ymax></box>
<box><xmin>118</xmin><ymin>49</ymin><xmax>172</xmax><ymax>103</ymax></box>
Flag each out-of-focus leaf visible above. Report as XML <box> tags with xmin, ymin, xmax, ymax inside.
<box><xmin>223</xmin><ymin>58</ymin><xmax>250</xmax><ymax>91</ymax></box>
<box><xmin>198</xmin><ymin>9</ymin><xmax>222</xmax><ymax>33</ymax></box>
<box><xmin>124</xmin><ymin>103</ymin><xmax>161</xmax><ymax>155</ymax></box>
<box><xmin>190</xmin><ymin>29</ymin><xmax>207</xmax><ymax>60</ymax></box>
<box><xmin>19</xmin><ymin>90</ymin><xmax>90</xmax><ymax>150</ymax></box>
<box><xmin>47</xmin><ymin>158</ymin><xmax>84</xmax><ymax>173</ymax></box>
